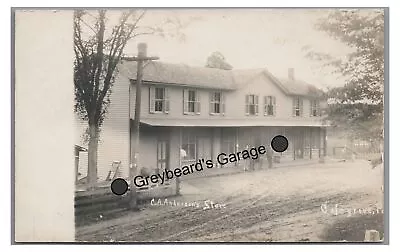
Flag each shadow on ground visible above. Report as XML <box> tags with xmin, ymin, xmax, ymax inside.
<box><xmin>320</xmin><ymin>213</ymin><xmax>384</xmax><ymax>242</ymax></box>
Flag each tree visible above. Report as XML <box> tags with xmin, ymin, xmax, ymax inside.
<box><xmin>205</xmin><ymin>51</ymin><xmax>233</xmax><ymax>70</ymax></box>
<box><xmin>305</xmin><ymin>9</ymin><xmax>384</xmax><ymax>143</ymax></box>
<box><xmin>74</xmin><ymin>10</ymin><xmax>163</xmax><ymax>187</ymax></box>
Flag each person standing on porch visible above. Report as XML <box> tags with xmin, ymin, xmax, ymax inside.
<box><xmin>180</xmin><ymin>148</ymin><xmax>187</xmax><ymax>160</ymax></box>
<box><xmin>175</xmin><ymin>147</ymin><xmax>187</xmax><ymax>196</ymax></box>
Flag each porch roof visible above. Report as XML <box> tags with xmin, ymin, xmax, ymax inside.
<box><xmin>140</xmin><ymin>118</ymin><xmax>328</xmax><ymax>127</ymax></box>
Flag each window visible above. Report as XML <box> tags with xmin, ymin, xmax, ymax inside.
<box><xmin>264</xmin><ymin>96</ymin><xmax>276</xmax><ymax>116</ymax></box>
<box><xmin>310</xmin><ymin>99</ymin><xmax>320</xmax><ymax>117</ymax></box>
<box><xmin>149</xmin><ymin>86</ymin><xmax>169</xmax><ymax>113</ymax></box>
<box><xmin>292</xmin><ymin>97</ymin><xmax>303</xmax><ymax>117</ymax></box>
<box><xmin>245</xmin><ymin>94</ymin><xmax>259</xmax><ymax>116</ymax></box>
<box><xmin>210</xmin><ymin>91</ymin><xmax>225</xmax><ymax>115</ymax></box>
<box><xmin>182</xmin><ymin>133</ymin><xmax>196</xmax><ymax>161</ymax></box>
<box><xmin>183</xmin><ymin>89</ymin><xmax>200</xmax><ymax>114</ymax></box>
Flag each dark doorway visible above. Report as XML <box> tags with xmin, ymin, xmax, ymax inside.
<box><xmin>293</xmin><ymin>128</ymin><xmax>305</xmax><ymax>159</ymax></box>
<box><xmin>157</xmin><ymin>139</ymin><xmax>169</xmax><ymax>174</ymax></box>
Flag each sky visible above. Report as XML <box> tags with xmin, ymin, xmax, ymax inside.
<box><xmin>105</xmin><ymin>9</ymin><xmax>357</xmax><ymax>90</ymax></box>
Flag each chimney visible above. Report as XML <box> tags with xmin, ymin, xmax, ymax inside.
<box><xmin>288</xmin><ymin>68</ymin><xmax>295</xmax><ymax>80</ymax></box>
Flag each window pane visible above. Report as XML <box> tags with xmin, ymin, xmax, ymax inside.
<box><xmin>155</xmin><ymin>101</ymin><xmax>163</xmax><ymax>111</ymax></box>
<box><xmin>188</xmin><ymin>90</ymin><xmax>196</xmax><ymax>102</ymax></box>
<box><xmin>214</xmin><ymin>103</ymin><xmax>220</xmax><ymax>113</ymax></box>
<box><xmin>214</xmin><ymin>92</ymin><xmax>221</xmax><ymax>102</ymax></box>
<box><xmin>188</xmin><ymin>143</ymin><xmax>196</xmax><ymax>160</ymax></box>
<box><xmin>182</xmin><ymin>135</ymin><xmax>196</xmax><ymax>160</ymax></box>
<box><xmin>249</xmin><ymin>104</ymin><xmax>255</xmax><ymax>115</ymax></box>
<box><xmin>188</xmin><ymin>101</ymin><xmax>195</xmax><ymax>112</ymax></box>
<box><xmin>155</xmin><ymin>88</ymin><xmax>164</xmax><ymax>99</ymax></box>
<box><xmin>267</xmin><ymin>96</ymin><xmax>271</xmax><ymax>105</ymax></box>
<box><xmin>268</xmin><ymin>105</ymin><xmax>273</xmax><ymax>115</ymax></box>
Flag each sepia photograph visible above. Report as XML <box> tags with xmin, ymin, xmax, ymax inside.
<box><xmin>14</xmin><ymin>7</ymin><xmax>387</xmax><ymax>243</ymax></box>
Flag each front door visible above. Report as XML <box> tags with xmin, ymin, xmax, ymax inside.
<box><xmin>157</xmin><ymin>139</ymin><xmax>169</xmax><ymax>174</ymax></box>
<box><xmin>294</xmin><ymin>128</ymin><xmax>305</xmax><ymax>159</ymax></box>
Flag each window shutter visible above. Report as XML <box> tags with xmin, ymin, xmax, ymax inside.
<box><xmin>255</xmin><ymin>95</ymin><xmax>259</xmax><ymax>115</ymax></box>
<box><xmin>310</xmin><ymin>99</ymin><xmax>313</xmax><ymax>117</ymax></box>
<box><xmin>221</xmin><ymin>92</ymin><xmax>226</xmax><ymax>115</ymax></box>
<box><xmin>209</xmin><ymin>92</ymin><xmax>213</xmax><ymax>114</ymax></box>
<box><xmin>292</xmin><ymin>97</ymin><xmax>296</xmax><ymax>116</ymax></box>
<box><xmin>300</xmin><ymin>98</ymin><xmax>303</xmax><ymax>117</ymax></box>
<box><xmin>264</xmin><ymin>96</ymin><xmax>267</xmax><ymax>115</ymax></box>
<box><xmin>317</xmin><ymin>100</ymin><xmax>321</xmax><ymax>116</ymax></box>
<box><xmin>245</xmin><ymin>95</ymin><xmax>249</xmax><ymax>115</ymax></box>
<box><xmin>164</xmin><ymin>88</ymin><xmax>169</xmax><ymax>113</ymax></box>
<box><xmin>195</xmin><ymin>91</ymin><xmax>200</xmax><ymax>114</ymax></box>
<box><xmin>273</xmin><ymin>96</ymin><xmax>276</xmax><ymax>116</ymax></box>
<box><xmin>183</xmin><ymin>89</ymin><xmax>188</xmax><ymax>114</ymax></box>
<box><xmin>149</xmin><ymin>86</ymin><xmax>155</xmax><ymax>113</ymax></box>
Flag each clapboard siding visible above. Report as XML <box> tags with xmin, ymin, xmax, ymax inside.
<box><xmin>75</xmin><ymin>74</ymin><xmax>130</xmax><ymax>181</ymax></box>
<box><xmin>130</xmin><ymin>73</ymin><xmax>321</xmax><ymax>121</ymax></box>
<box><xmin>130</xmin><ymin>85</ymin><xmax>230</xmax><ymax>119</ymax></box>
<box><xmin>229</xmin><ymin>73</ymin><xmax>291</xmax><ymax>118</ymax></box>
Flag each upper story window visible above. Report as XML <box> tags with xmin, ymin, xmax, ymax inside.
<box><xmin>310</xmin><ymin>99</ymin><xmax>320</xmax><ymax>117</ymax></box>
<box><xmin>245</xmin><ymin>94</ymin><xmax>259</xmax><ymax>116</ymax></box>
<box><xmin>264</xmin><ymin>96</ymin><xmax>276</xmax><ymax>116</ymax></box>
<box><xmin>149</xmin><ymin>86</ymin><xmax>169</xmax><ymax>113</ymax></box>
<box><xmin>292</xmin><ymin>96</ymin><xmax>303</xmax><ymax>117</ymax></box>
<box><xmin>183</xmin><ymin>89</ymin><xmax>200</xmax><ymax>114</ymax></box>
<box><xmin>210</xmin><ymin>91</ymin><xmax>225</xmax><ymax>115</ymax></box>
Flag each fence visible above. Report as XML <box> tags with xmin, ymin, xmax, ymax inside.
<box><xmin>331</xmin><ymin>146</ymin><xmax>381</xmax><ymax>161</ymax></box>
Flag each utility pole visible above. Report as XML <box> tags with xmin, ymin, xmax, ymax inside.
<box><xmin>124</xmin><ymin>43</ymin><xmax>159</xmax><ymax>210</ymax></box>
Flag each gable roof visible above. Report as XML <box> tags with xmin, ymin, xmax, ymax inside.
<box><xmin>118</xmin><ymin>60</ymin><xmax>323</xmax><ymax>97</ymax></box>
<box><xmin>231</xmin><ymin>68</ymin><xmax>265</xmax><ymax>86</ymax></box>
<box><xmin>118</xmin><ymin>60</ymin><xmax>236</xmax><ymax>90</ymax></box>
<box><xmin>278</xmin><ymin>78</ymin><xmax>325</xmax><ymax>97</ymax></box>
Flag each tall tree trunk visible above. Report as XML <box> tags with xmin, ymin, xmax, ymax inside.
<box><xmin>87</xmin><ymin>122</ymin><xmax>98</xmax><ymax>188</ymax></box>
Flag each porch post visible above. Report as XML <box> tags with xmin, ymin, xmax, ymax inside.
<box><xmin>302</xmin><ymin>127</ymin><xmax>305</xmax><ymax>159</ymax></box>
<box><xmin>176</xmin><ymin>127</ymin><xmax>182</xmax><ymax>195</ymax></box>
<box><xmin>235</xmin><ymin>127</ymin><xmax>239</xmax><ymax>167</ymax></box>
<box><xmin>318</xmin><ymin>127</ymin><xmax>322</xmax><ymax>158</ymax></box>
<box><xmin>323</xmin><ymin>127</ymin><xmax>327</xmax><ymax>156</ymax></box>
<box><xmin>319</xmin><ymin>127</ymin><xmax>327</xmax><ymax>163</ymax></box>
<box><xmin>309</xmin><ymin>128</ymin><xmax>312</xmax><ymax>160</ymax></box>
<box><xmin>219</xmin><ymin>128</ymin><xmax>223</xmax><ymax>168</ymax></box>
<box><xmin>293</xmin><ymin>128</ymin><xmax>296</xmax><ymax>161</ymax></box>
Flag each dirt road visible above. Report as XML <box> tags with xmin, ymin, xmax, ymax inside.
<box><xmin>76</xmin><ymin>160</ymin><xmax>384</xmax><ymax>242</ymax></box>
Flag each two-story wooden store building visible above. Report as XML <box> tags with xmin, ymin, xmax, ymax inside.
<box><xmin>75</xmin><ymin>60</ymin><xmax>327</xmax><ymax>183</ymax></box>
